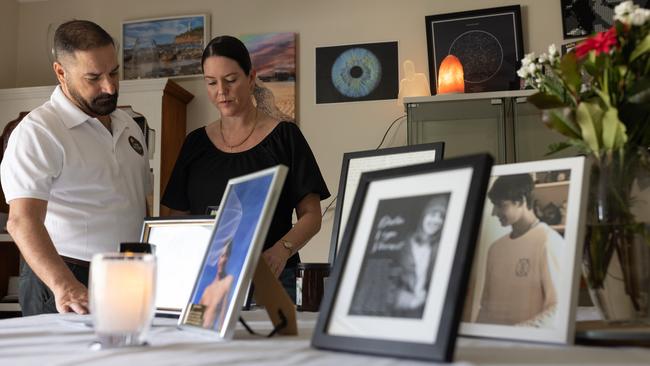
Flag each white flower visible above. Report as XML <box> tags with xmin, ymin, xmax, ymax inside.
<box><xmin>517</xmin><ymin>67</ymin><xmax>528</xmax><ymax>78</ymax></box>
<box><xmin>630</xmin><ymin>8</ymin><xmax>650</xmax><ymax>26</ymax></box>
<box><xmin>548</xmin><ymin>44</ymin><xmax>558</xmax><ymax>57</ymax></box>
<box><xmin>521</xmin><ymin>52</ymin><xmax>535</xmax><ymax>67</ymax></box>
<box><xmin>538</xmin><ymin>53</ymin><xmax>548</xmax><ymax>63</ymax></box>
<box><xmin>615</xmin><ymin>1</ymin><xmax>636</xmax><ymax>16</ymax></box>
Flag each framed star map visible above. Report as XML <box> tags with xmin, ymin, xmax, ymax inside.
<box><xmin>425</xmin><ymin>5</ymin><xmax>524</xmax><ymax>95</ymax></box>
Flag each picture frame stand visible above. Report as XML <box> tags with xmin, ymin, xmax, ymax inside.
<box><xmin>250</xmin><ymin>259</ymin><xmax>297</xmax><ymax>336</ymax></box>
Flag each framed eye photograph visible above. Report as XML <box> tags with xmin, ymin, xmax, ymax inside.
<box><xmin>328</xmin><ymin>142</ymin><xmax>445</xmax><ymax>264</ymax></box>
<box><xmin>312</xmin><ymin>154</ymin><xmax>493</xmax><ymax>362</ymax></box>
<box><xmin>460</xmin><ymin>156</ymin><xmax>589</xmax><ymax>344</ymax></box>
<box><xmin>179</xmin><ymin>166</ymin><xmax>287</xmax><ymax>339</ymax></box>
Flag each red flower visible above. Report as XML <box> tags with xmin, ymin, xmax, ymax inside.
<box><xmin>575</xmin><ymin>27</ymin><xmax>618</xmax><ymax>59</ymax></box>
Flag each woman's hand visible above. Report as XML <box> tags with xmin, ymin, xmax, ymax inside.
<box><xmin>262</xmin><ymin>243</ymin><xmax>291</xmax><ymax>278</ymax></box>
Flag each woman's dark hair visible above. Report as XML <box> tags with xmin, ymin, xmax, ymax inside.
<box><xmin>488</xmin><ymin>173</ymin><xmax>534</xmax><ymax>208</ymax></box>
<box><xmin>201</xmin><ymin>35</ymin><xmax>252</xmax><ymax>75</ymax></box>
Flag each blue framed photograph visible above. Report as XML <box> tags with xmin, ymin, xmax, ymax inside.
<box><xmin>179</xmin><ymin>166</ymin><xmax>287</xmax><ymax>339</ymax></box>
<box><xmin>122</xmin><ymin>14</ymin><xmax>210</xmax><ymax>80</ymax></box>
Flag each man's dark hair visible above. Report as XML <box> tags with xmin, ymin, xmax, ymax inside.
<box><xmin>487</xmin><ymin>173</ymin><xmax>534</xmax><ymax>208</ymax></box>
<box><xmin>53</xmin><ymin>20</ymin><xmax>114</xmax><ymax>61</ymax></box>
<box><xmin>201</xmin><ymin>35</ymin><xmax>252</xmax><ymax>75</ymax></box>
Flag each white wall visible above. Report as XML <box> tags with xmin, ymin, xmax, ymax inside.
<box><xmin>0</xmin><ymin>0</ymin><xmax>19</xmax><ymax>88</ymax></box>
<box><xmin>7</xmin><ymin>0</ymin><xmax>564</xmax><ymax>262</ymax></box>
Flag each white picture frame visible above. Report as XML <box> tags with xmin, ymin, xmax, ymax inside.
<box><xmin>140</xmin><ymin>217</ymin><xmax>215</xmax><ymax>316</ymax></box>
<box><xmin>460</xmin><ymin>156</ymin><xmax>590</xmax><ymax>344</ymax></box>
<box><xmin>179</xmin><ymin>165</ymin><xmax>287</xmax><ymax>340</ymax></box>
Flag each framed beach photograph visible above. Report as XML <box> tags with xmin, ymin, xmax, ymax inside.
<box><xmin>139</xmin><ymin>216</ymin><xmax>215</xmax><ymax>317</ymax></box>
<box><xmin>179</xmin><ymin>166</ymin><xmax>287</xmax><ymax>339</ymax></box>
<box><xmin>328</xmin><ymin>142</ymin><xmax>445</xmax><ymax>264</ymax></box>
<box><xmin>122</xmin><ymin>14</ymin><xmax>209</xmax><ymax>80</ymax></box>
<box><xmin>461</xmin><ymin>156</ymin><xmax>590</xmax><ymax>344</ymax></box>
<box><xmin>315</xmin><ymin>41</ymin><xmax>399</xmax><ymax>104</ymax></box>
<box><xmin>425</xmin><ymin>5</ymin><xmax>524</xmax><ymax>94</ymax></box>
<box><xmin>312</xmin><ymin>154</ymin><xmax>493</xmax><ymax>362</ymax></box>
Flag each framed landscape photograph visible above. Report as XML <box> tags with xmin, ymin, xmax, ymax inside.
<box><xmin>328</xmin><ymin>142</ymin><xmax>445</xmax><ymax>264</ymax></box>
<box><xmin>240</xmin><ymin>32</ymin><xmax>297</xmax><ymax>121</ymax></box>
<box><xmin>461</xmin><ymin>157</ymin><xmax>589</xmax><ymax>344</ymax></box>
<box><xmin>139</xmin><ymin>217</ymin><xmax>214</xmax><ymax>316</ymax></box>
<box><xmin>122</xmin><ymin>14</ymin><xmax>209</xmax><ymax>80</ymax></box>
<box><xmin>425</xmin><ymin>5</ymin><xmax>524</xmax><ymax>94</ymax></box>
<box><xmin>312</xmin><ymin>154</ymin><xmax>493</xmax><ymax>362</ymax></box>
<box><xmin>179</xmin><ymin>166</ymin><xmax>287</xmax><ymax>339</ymax></box>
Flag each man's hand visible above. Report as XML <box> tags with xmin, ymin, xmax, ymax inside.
<box><xmin>52</xmin><ymin>279</ymin><xmax>89</xmax><ymax>314</ymax></box>
<box><xmin>262</xmin><ymin>243</ymin><xmax>291</xmax><ymax>278</ymax></box>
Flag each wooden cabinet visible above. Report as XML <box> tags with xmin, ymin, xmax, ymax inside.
<box><xmin>0</xmin><ymin>79</ymin><xmax>193</xmax><ymax>311</ymax></box>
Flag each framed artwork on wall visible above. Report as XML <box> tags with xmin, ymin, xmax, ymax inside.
<box><xmin>179</xmin><ymin>166</ymin><xmax>287</xmax><ymax>339</ymax></box>
<box><xmin>425</xmin><ymin>5</ymin><xmax>524</xmax><ymax>94</ymax></box>
<box><xmin>122</xmin><ymin>14</ymin><xmax>209</xmax><ymax>80</ymax></box>
<box><xmin>240</xmin><ymin>32</ymin><xmax>297</xmax><ymax>121</ymax></box>
<box><xmin>315</xmin><ymin>41</ymin><xmax>398</xmax><ymax>104</ymax></box>
<box><xmin>460</xmin><ymin>157</ymin><xmax>590</xmax><ymax>344</ymax></box>
<box><xmin>561</xmin><ymin>0</ymin><xmax>649</xmax><ymax>39</ymax></box>
<box><xmin>312</xmin><ymin>154</ymin><xmax>493</xmax><ymax>362</ymax></box>
<box><xmin>328</xmin><ymin>142</ymin><xmax>445</xmax><ymax>264</ymax></box>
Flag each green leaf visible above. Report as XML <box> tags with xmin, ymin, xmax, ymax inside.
<box><xmin>631</xmin><ymin>33</ymin><xmax>650</xmax><ymax>62</ymax></box>
<box><xmin>576</xmin><ymin>102</ymin><xmax>601</xmax><ymax>153</ymax></box>
<box><xmin>628</xmin><ymin>78</ymin><xmax>650</xmax><ymax>104</ymax></box>
<box><xmin>560</xmin><ymin>53</ymin><xmax>582</xmax><ymax>93</ymax></box>
<box><xmin>545</xmin><ymin>141</ymin><xmax>573</xmax><ymax>156</ymax></box>
<box><xmin>527</xmin><ymin>92</ymin><xmax>568</xmax><ymax>109</ymax></box>
<box><xmin>543</xmin><ymin>109</ymin><xmax>582</xmax><ymax>139</ymax></box>
<box><xmin>601</xmin><ymin>107</ymin><xmax>622</xmax><ymax>150</ymax></box>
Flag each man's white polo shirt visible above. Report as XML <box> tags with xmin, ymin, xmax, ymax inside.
<box><xmin>1</xmin><ymin>86</ymin><xmax>151</xmax><ymax>261</ymax></box>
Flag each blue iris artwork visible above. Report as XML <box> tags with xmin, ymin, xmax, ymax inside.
<box><xmin>331</xmin><ymin>48</ymin><xmax>382</xmax><ymax>98</ymax></box>
<box><xmin>316</xmin><ymin>41</ymin><xmax>398</xmax><ymax>104</ymax></box>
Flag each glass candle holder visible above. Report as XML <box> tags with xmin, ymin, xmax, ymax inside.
<box><xmin>89</xmin><ymin>253</ymin><xmax>156</xmax><ymax>348</ymax></box>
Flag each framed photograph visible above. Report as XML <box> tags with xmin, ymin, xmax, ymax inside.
<box><xmin>460</xmin><ymin>157</ymin><xmax>589</xmax><ymax>344</ymax></box>
<box><xmin>139</xmin><ymin>216</ymin><xmax>214</xmax><ymax>316</ymax></box>
<box><xmin>425</xmin><ymin>5</ymin><xmax>524</xmax><ymax>94</ymax></box>
<box><xmin>312</xmin><ymin>154</ymin><xmax>493</xmax><ymax>362</ymax></box>
<box><xmin>122</xmin><ymin>14</ymin><xmax>209</xmax><ymax>80</ymax></box>
<box><xmin>240</xmin><ymin>32</ymin><xmax>297</xmax><ymax>121</ymax></box>
<box><xmin>328</xmin><ymin>142</ymin><xmax>445</xmax><ymax>264</ymax></box>
<box><xmin>316</xmin><ymin>41</ymin><xmax>398</xmax><ymax>104</ymax></box>
<box><xmin>179</xmin><ymin>165</ymin><xmax>287</xmax><ymax>339</ymax></box>
<box><xmin>561</xmin><ymin>0</ymin><xmax>649</xmax><ymax>39</ymax></box>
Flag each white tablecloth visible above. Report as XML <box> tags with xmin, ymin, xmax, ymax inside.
<box><xmin>1</xmin><ymin>310</ymin><xmax>650</xmax><ymax>365</ymax></box>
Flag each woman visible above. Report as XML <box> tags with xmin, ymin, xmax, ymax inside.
<box><xmin>162</xmin><ymin>36</ymin><xmax>330</xmax><ymax>301</ymax></box>
<box><xmin>392</xmin><ymin>194</ymin><xmax>448</xmax><ymax>317</ymax></box>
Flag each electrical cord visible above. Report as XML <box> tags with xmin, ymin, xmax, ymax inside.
<box><xmin>321</xmin><ymin>114</ymin><xmax>407</xmax><ymax>217</ymax></box>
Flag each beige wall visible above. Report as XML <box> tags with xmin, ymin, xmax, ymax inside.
<box><xmin>0</xmin><ymin>0</ymin><xmax>19</xmax><ymax>88</ymax></box>
<box><xmin>8</xmin><ymin>0</ymin><xmax>564</xmax><ymax>262</ymax></box>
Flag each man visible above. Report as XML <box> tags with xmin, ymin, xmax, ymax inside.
<box><xmin>476</xmin><ymin>174</ymin><xmax>560</xmax><ymax>327</ymax></box>
<box><xmin>0</xmin><ymin>20</ymin><xmax>150</xmax><ymax>315</ymax></box>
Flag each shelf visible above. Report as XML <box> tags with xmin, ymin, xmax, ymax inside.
<box><xmin>404</xmin><ymin>89</ymin><xmax>535</xmax><ymax>104</ymax></box>
<box><xmin>0</xmin><ymin>302</ymin><xmax>20</xmax><ymax>312</ymax></box>
<box><xmin>535</xmin><ymin>181</ymin><xmax>570</xmax><ymax>188</ymax></box>
<box><xmin>0</xmin><ymin>233</ymin><xmax>13</xmax><ymax>243</ymax></box>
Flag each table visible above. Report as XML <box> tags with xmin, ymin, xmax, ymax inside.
<box><xmin>1</xmin><ymin>310</ymin><xmax>650</xmax><ymax>365</ymax></box>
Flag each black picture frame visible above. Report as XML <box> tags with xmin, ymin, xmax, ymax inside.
<box><xmin>328</xmin><ymin>142</ymin><xmax>445</xmax><ymax>264</ymax></box>
<box><xmin>312</xmin><ymin>154</ymin><xmax>493</xmax><ymax>362</ymax></box>
<box><xmin>425</xmin><ymin>5</ymin><xmax>524</xmax><ymax>95</ymax></box>
<box><xmin>561</xmin><ymin>0</ymin><xmax>650</xmax><ymax>39</ymax></box>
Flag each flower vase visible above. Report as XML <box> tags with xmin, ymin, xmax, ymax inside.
<box><xmin>582</xmin><ymin>149</ymin><xmax>650</xmax><ymax>323</ymax></box>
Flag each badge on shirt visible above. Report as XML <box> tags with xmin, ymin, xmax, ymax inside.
<box><xmin>128</xmin><ymin>136</ymin><xmax>144</xmax><ymax>156</ymax></box>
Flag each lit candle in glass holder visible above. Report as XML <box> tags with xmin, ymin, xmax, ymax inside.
<box><xmin>90</xmin><ymin>253</ymin><xmax>156</xmax><ymax>349</ymax></box>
